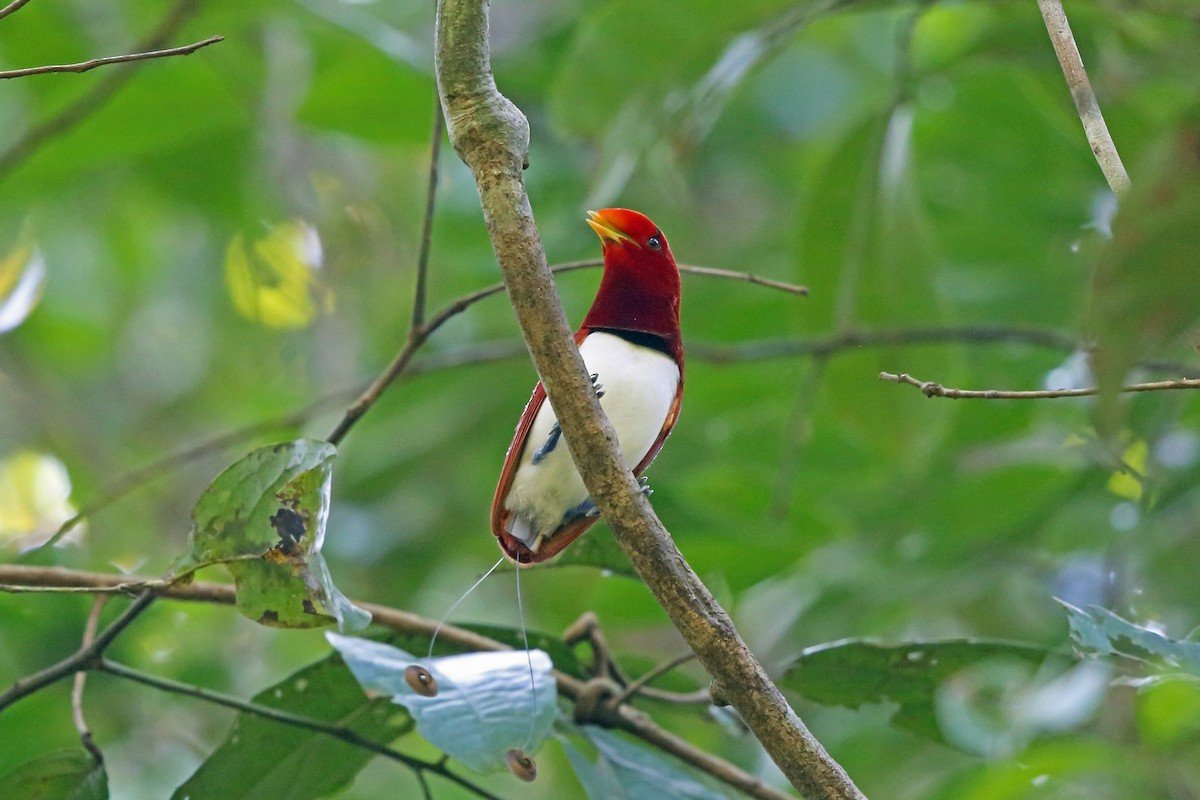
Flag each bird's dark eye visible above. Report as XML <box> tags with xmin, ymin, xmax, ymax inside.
<box><xmin>647</xmin><ymin>235</ymin><xmax>662</xmax><ymax>251</ymax></box>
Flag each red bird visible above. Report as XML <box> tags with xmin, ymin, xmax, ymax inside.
<box><xmin>491</xmin><ymin>209</ymin><xmax>684</xmax><ymax>564</ymax></box>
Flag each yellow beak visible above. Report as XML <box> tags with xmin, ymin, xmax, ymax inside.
<box><xmin>586</xmin><ymin>210</ymin><xmax>635</xmax><ymax>247</ymax></box>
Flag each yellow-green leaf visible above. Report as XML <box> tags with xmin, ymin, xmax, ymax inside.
<box><xmin>0</xmin><ymin>451</ymin><xmax>82</xmax><ymax>549</ymax></box>
<box><xmin>1107</xmin><ymin>439</ymin><xmax>1147</xmax><ymax>502</ymax></box>
<box><xmin>224</xmin><ymin>221</ymin><xmax>330</xmax><ymax>330</ymax></box>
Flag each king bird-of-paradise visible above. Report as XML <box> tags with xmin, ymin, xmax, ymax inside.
<box><xmin>491</xmin><ymin>208</ymin><xmax>684</xmax><ymax>564</ymax></box>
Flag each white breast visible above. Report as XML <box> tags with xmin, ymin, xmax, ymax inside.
<box><xmin>504</xmin><ymin>331</ymin><xmax>679</xmax><ymax>547</ymax></box>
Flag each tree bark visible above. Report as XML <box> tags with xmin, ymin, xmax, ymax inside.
<box><xmin>433</xmin><ymin>1</ymin><xmax>865</xmax><ymax>797</ymax></box>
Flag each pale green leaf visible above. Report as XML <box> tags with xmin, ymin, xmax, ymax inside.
<box><xmin>1062</xmin><ymin>601</ymin><xmax>1200</xmax><ymax>676</ymax></box>
<box><xmin>326</xmin><ymin>634</ymin><xmax>557</xmax><ymax>773</ymax></box>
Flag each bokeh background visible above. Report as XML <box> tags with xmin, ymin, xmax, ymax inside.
<box><xmin>1</xmin><ymin>0</ymin><xmax>1199</xmax><ymax>797</ymax></box>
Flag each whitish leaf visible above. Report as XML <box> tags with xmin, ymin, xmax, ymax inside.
<box><xmin>0</xmin><ymin>450</ymin><xmax>83</xmax><ymax>550</ymax></box>
<box><xmin>327</xmin><ymin>633</ymin><xmax>557</xmax><ymax>773</ymax></box>
<box><xmin>189</xmin><ymin>439</ymin><xmax>369</xmax><ymax>630</ymax></box>
<box><xmin>563</xmin><ymin>726</ymin><xmax>735</xmax><ymax>800</ymax></box>
<box><xmin>0</xmin><ymin>750</ymin><xmax>107</xmax><ymax>800</ymax></box>
<box><xmin>172</xmin><ymin>654</ymin><xmax>411</xmax><ymax>800</ymax></box>
<box><xmin>1061</xmin><ymin>601</ymin><xmax>1200</xmax><ymax>676</ymax></box>
<box><xmin>779</xmin><ymin>638</ymin><xmax>1050</xmax><ymax>742</ymax></box>
<box><xmin>0</xmin><ymin>237</ymin><xmax>46</xmax><ymax>334</ymax></box>
<box><xmin>224</xmin><ymin>220</ymin><xmax>330</xmax><ymax>330</ymax></box>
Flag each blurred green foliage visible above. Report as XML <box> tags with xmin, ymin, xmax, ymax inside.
<box><xmin>1</xmin><ymin>0</ymin><xmax>1199</xmax><ymax>797</ymax></box>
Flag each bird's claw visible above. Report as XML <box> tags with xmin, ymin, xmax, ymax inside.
<box><xmin>531</xmin><ymin>422</ymin><xmax>562</xmax><ymax>464</ymax></box>
<box><xmin>637</xmin><ymin>476</ymin><xmax>653</xmax><ymax>497</ymax></box>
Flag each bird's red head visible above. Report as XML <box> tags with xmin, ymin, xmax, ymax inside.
<box><xmin>581</xmin><ymin>209</ymin><xmax>681</xmax><ymax>353</ymax></box>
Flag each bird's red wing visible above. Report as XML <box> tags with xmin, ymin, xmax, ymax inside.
<box><xmin>490</xmin><ymin>381</ymin><xmax>546</xmax><ymax>559</ymax></box>
<box><xmin>633</xmin><ymin>370</ymin><xmax>683</xmax><ymax>476</ymax></box>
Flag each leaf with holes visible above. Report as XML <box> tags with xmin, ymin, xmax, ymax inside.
<box><xmin>1062</xmin><ymin>600</ymin><xmax>1200</xmax><ymax>676</ymax></box>
<box><xmin>188</xmin><ymin>438</ymin><xmax>368</xmax><ymax>630</ymax></box>
<box><xmin>327</xmin><ymin>633</ymin><xmax>557</xmax><ymax>773</ymax></box>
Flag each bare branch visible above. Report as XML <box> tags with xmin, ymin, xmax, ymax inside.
<box><xmin>1037</xmin><ymin>0</ymin><xmax>1130</xmax><ymax>197</ymax></box>
<box><xmin>0</xmin><ymin>0</ymin><xmax>33</xmax><ymax>22</ymax></box>
<box><xmin>0</xmin><ymin>0</ymin><xmax>206</xmax><ymax>185</ymax></box>
<box><xmin>879</xmin><ymin>371</ymin><xmax>1200</xmax><ymax>399</ymax></box>
<box><xmin>433</xmin><ymin>0</ymin><xmax>862</xmax><ymax>796</ymax></box>
<box><xmin>0</xmin><ymin>36</ymin><xmax>222</xmax><ymax>80</ymax></box>
<box><xmin>680</xmin><ymin>263</ymin><xmax>807</xmax><ymax>295</ymax></box>
<box><xmin>611</xmin><ymin>651</ymin><xmax>698</xmax><ymax>708</ymax></box>
<box><xmin>0</xmin><ymin>565</ymin><xmax>794</xmax><ymax>800</ymax></box>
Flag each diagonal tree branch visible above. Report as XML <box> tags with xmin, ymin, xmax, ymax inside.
<box><xmin>0</xmin><ymin>0</ymin><xmax>33</xmax><ymax>22</ymax></box>
<box><xmin>1037</xmin><ymin>0</ymin><xmax>1130</xmax><ymax>197</ymax></box>
<box><xmin>433</xmin><ymin>0</ymin><xmax>863</xmax><ymax>797</ymax></box>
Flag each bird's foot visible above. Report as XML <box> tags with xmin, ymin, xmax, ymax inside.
<box><xmin>531</xmin><ymin>421</ymin><xmax>562</xmax><ymax>464</ymax></box>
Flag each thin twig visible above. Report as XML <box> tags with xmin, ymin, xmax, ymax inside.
<box><xmin>0</xmin><ymin>565</ymin><xmax>794</xmax><ymax>800</ymax></box>
<box><xmin>0</xmin><ymin>0</ymin><xmax>204</xmax><ymax>184</ymax></box>
<box><xmin>0</xmin><ymin>36</ymin><xmax>222</xmax><ymax>80</ymax></box>
<box><xmin>0</xmin><ymin>592</ymin><xmax>154</xmax><ymax>713</ymax></box>
<box><xmin>679</xmin><ymin>263</ymin><xmax>807</xmax><ymax>295</ymax></box>
<box><xmin>879</xmin><ymin>371</ymin><xmax>1200</xmax><ymax>399</ymax></box>
<box><xmin>325</xmin><ymin>259</ymin><xmax>806</xmax><ymax>445</ymax></box>
<box><xmin>1037</xmin><ymin>0</ymin><xmax>1131</xmax><ymax>197</ymax></box>
<box><xmin>0</xmin><ymin>0</ymin><xmax>32</xmax><ymax>21</ymax></box>
<box><xmin>98</xmin><ymin>660</ymin><xmax>503</xmax><ymax>800</ymax></box>
<box><xmin>72</xmin><ymin>596</ymin><xmax>108</xmax><ymax>765</ymax></box>
<box><xmin>411</xmin><ymin>101</ymin><xmax>445</xmax><ymax>329</ymax></box>
<box><xmin>611</xmin><ymin>651</ymin><xmax>698</xmax><ymax>708</ymax></box>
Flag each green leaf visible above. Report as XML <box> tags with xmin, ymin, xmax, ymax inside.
<box><xmin>780</xmin><ymin>638</ymin><xmax>1050</xmax><ymax>741</ymax></box>
<box><xmin>1062</xmin><ymin>601</ymin><xmax>1200</xmax><ymax>676</ymax></box>
<box><xmin>563</xmin><ymin>726</ymin><xmax>735</xmax><ymax>800</ymax></box>
<box><xmin>537</xmin><ymin>527</ymin><xmax>638</xmax><ymax>578</ymax></box>
<box><xmin>189</xmin><ymin>438</ymin><xmax>369</xmax><ymax>630</ymax></box>
<box><xmin>326</xmin><ymin>633</ymin><xmax>558</xmax><ymax>774</ymax></box>
<box><xmin>171</xmin><ymin>654</ymin><xmax>411</xmax><ymax>800</ymax></box>
<box><xmin>0</xmin><ymin>750</ymin><xmax>107</xmax><ymax>800</ymax></box>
